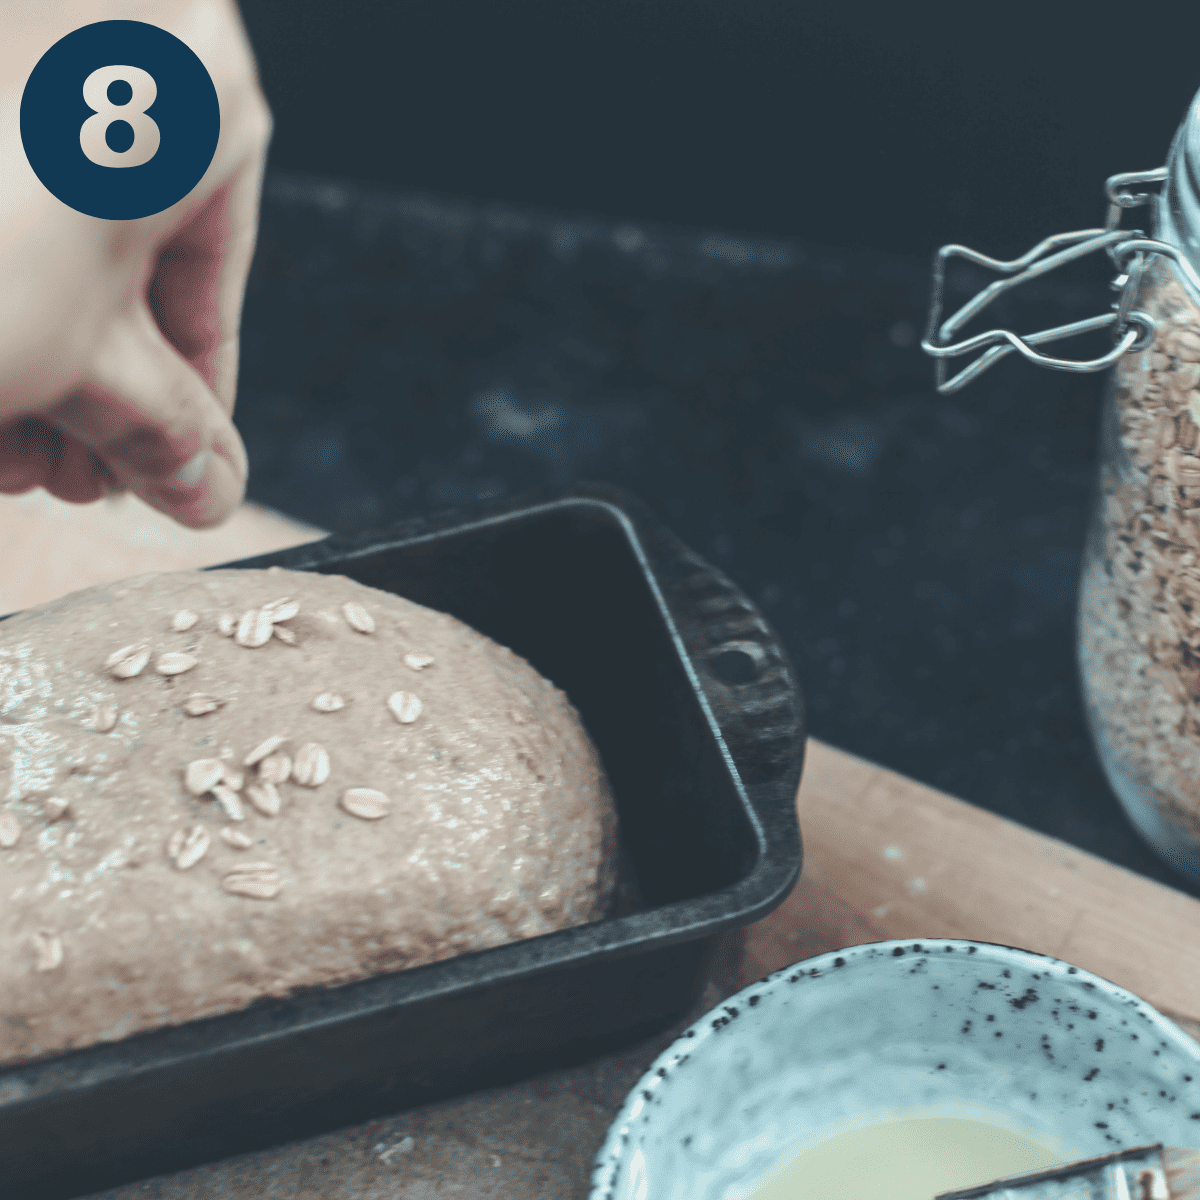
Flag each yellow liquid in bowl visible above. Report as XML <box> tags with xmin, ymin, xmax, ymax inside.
<box><xmin>748</xmin><ymin>1114</ymin><xmax>1070</xmax><ymax>1200</ymax></box>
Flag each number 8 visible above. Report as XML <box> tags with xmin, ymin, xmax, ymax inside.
<box><xmin>79</xmin><ymin>65</ymin><xmax>161</xmax><ymax>168</ymax></box>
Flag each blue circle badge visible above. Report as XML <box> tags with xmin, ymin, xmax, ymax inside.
<box><xmin>20</xmin><ymin>21</ymin><xmax>220</xmax><ymax>221</ymax></box>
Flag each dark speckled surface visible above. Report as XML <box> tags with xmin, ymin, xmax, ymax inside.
<box><xmin>235</xmin><ymin>172</ymin><xmax>1200</xmax><ymax>902</ymax></box>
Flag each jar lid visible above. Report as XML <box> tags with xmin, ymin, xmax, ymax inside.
<box><xmin>1157</xmin><ymin>89</ymin><xmax>1200</xmax><ymax>292</ymax></box>
<box><xmin>921</xmin><ymin>106</ymin><xmax>1200</xmax><ymax>392</ymax></box>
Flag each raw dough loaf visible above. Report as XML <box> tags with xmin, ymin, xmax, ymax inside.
<box><xmin>0</xmin><ymin>566</ymin><xmax>618</xmax><ymax>1068</ymax></box>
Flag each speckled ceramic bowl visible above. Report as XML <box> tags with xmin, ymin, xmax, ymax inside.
<box><xmin>590</xmin><ymin>939</ymin><xmax>1200</xmax><ymax>1200</ymax></box>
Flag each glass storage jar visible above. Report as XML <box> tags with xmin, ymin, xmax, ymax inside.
<box><xmin>923</xmin><ymin>86</ymin><xmax>1200</xmax><ymax>885</ymax></box>
<box><xmin>1080</xmin><ymin>253</ymin><xmax>1200</xmax><ymax>885</ymax></box>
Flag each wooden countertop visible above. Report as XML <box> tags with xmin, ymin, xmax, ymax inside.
<box><xmin>4</xmin><ymin>491</ymin><xmax>1195</xmax><ymax>1200</ymax></box>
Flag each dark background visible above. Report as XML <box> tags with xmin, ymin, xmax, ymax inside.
<box><xmin>226</xmin><ymin>0</ymin><xmax>1200</xmax><ymax>901</ymax></box>
<box><xmin>238</xmin><ymin>0</ymin><xmax>1200</xmax><ymax>258</ymax></box>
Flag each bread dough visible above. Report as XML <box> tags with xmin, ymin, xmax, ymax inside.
<box><xmin>0</xmin><ymin>567</ymin><xmax>617</xmax><ymax>1067</ymax></box>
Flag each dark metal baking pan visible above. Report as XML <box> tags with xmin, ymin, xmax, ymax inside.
<box><xmin>0</xmin><ymin>481</ymin><xmax>804</xmax><ymax>1199</ymax></box>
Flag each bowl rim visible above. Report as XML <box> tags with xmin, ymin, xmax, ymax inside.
<box><xmin>588</xmin><ymin>936</ymin><xmax>1200</xmax><ymax>1199</ymax></box>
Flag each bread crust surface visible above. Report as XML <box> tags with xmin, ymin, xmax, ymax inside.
<box><xmin>0</xmin><ymin>567</ymin><xmax>617</xmax><ymax>1068</ymax></box>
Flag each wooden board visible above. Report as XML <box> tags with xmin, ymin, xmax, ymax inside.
<box><xmin>713</xmin><ymin>739</ymin><xmax>1200</xmax><ymax>1047</ymax></box>
<box><xmin>0</xmin><ymin>489</ymin><xmax>326</xmax><ymax>614</ymax></box>
<box><xmin>12</xmin><ymin>493</ymin><xmax>1195</xmax><ymax>1197</ymax></box>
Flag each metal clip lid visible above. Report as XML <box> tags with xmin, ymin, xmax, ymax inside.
<box><xmin>923</xmin><ymin>83</ymin><xmax>1200</xmax><ymax>394</ymax></box>
<box><xmin>921</xmin><ymin>171</ymin><xmax>1165</xmax><ymax>395</ymax></box>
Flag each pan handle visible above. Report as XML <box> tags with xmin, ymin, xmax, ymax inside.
<box><xmin>622</xmin><ymin>495</ymin><xmax>805</xmax><ymax>790</ymax></box>
<box><xmin>608</xmin><ymin>484</ymin><xmax>805</xmax><ymax>910</ymax></box>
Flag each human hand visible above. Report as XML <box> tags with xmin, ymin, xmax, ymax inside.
<box><xmin>0</xmin><ymin>0</ymin><xmax>272</xmax><ymax>528</ymax></box>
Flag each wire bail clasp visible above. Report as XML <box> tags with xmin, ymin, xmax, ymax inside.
<box><xmin>922</xmin><ymin>169</ymin><xmax>1171</xmax><ymax>395</ymax></box>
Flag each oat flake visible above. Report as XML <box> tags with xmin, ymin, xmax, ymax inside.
<box><xmin>93</xmin><ymin>702</ymin><xmax>119</xmax><ymax>733</ymax></box>
<box><xmin>258</xmin><ymin>753</ymin><xmax>291</xmax><ymax>786</ymax></box>
<box><xmin>236</xmin><ymin>609</ymin><xmax>274</xmax><ymax>648</ymax></box>
<box><xmin>213</xmin><ymin>785</ymin><xmax>246</xmax><ymax>821</ymax></box>
<box><xmin>156</xmin><ymin>652</ymin><xmax>198</xmax><ymax>676</ymax></box>
<box><xmin>340</xmin><ymin>788</ymin><xmax>390</xmax><ymax>820</ymax></box>
<box><xmin>387</xmin><ymin>691</ymin><xmax>422</xmax><ymax>724</ymax></box>
<box><xmin>106</xmin><ymin>644</ymin><xmax>151</xmax><ymax>679</ymax></box>
<box><xmin>175</xmin><ymin>825</ymin><xmax>210</xmax><ymax>870</ymax></box>
<box><xmin>342</xmin><ymin>602</ymin><xmax>375</xmax><ymax>634</ymax></box>
<box><xmin>246</xmin><ymin>782</ymin><xmax>281</xmax><ymax>817</ymax></box>
<box><xmin>244</xmin><ymin>735</ymin><xmax>287</xmax><ymax>767</ymax></box>
<box><xmin>222</xmin><ymin>871</ymin><xmax>280</xmax><ymax>900</ymax></box>
<box><xmin>183</xmin><ymin>694</ymin><xmax>224</xmax><ymax>717</ymax></box>
<box><xmin>265</xmin><ymin>599</ymin><xmax>300</xmax><ymax>623</ymax></box>
<box><xmin>292</xmin><ymin>743</ymin><xmax>330</xmax><ymax>787</ymax></box>
<box><xmin>185</xmin><ymin>758</ymin><xmax>224</xmax><ymax>796</ymax></box>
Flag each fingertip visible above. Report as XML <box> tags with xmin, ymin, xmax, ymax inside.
<box><xmin>0</xmin><ymin>462</ymin><xmax>44</xmax><ymax>495</ymax></box>
<box><xmin>146</xmin><ymin>436</ymin><xmax>247</xmax><ymax>529</ymax></box>
<box><xmin>0</xmin><ymin>419</ymin><xmax>60</xmax><ymax>495</ymax></box>
<box><xmin>44</xmin><ymin>441</ymin><xmax>106</xmax><ymax>505</ymax></box>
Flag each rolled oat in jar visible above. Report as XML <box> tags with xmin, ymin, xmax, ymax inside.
<box><xmin>923</xmin><ymin>86</ymin><xmax>1200</xmax><ymax>884</ymax></box>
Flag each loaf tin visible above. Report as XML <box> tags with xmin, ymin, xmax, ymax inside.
<box><xmin>0</xmin><ymin>481</ymin><xmax>805</xmax><ymax>1199</ymax></box>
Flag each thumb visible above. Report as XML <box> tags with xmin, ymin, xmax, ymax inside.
<box><xmin>50</xmin><ymin>300</ymin><xmax>249</xmax><ymax>529</ymax></box>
